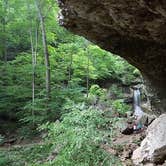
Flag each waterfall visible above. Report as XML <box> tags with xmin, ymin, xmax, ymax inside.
<box><xmin>134</xmin><ymin>89</ymin><xmax>141</xmax><ymax>108</ymax></box>
<box><xmin>133</xmin><ymin>89</ymin><xmax>143</xmax><ymax>118</ymax></box>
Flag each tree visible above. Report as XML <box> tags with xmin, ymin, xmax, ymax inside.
<box><xmin>36</xmin><ymin>0</ymin><xmax>51</xmax><ymax>101</ymax></box>
<box><xmin>86</xmin><ymin>48</ymin><xmax>90</xmax><ymax>97</ymax></box>
<box><xmin>0</xmin><ymin>0</ymin><xmax>8</xmax><ymax>62</ymax></box>
<box><xmin>27</xmin><ymin>2</ymin><xmax>39</xmax><ymax>126</ymax></box>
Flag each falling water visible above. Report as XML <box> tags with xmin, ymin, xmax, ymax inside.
<box><xmin>134</xmin><ymin>89</ymin><xmax>141</xmax><ymax>108</ymax></box>
<box><xmin>133</xmin><ymin>89</ymin><xmax>143</xmax><ymax>118</ymax></box>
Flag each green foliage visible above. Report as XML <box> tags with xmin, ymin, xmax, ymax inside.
<box><xmin>40</xmin><ymin>108</ymin><xmax>121</xmax><ymax>166</ymax></box>
<box><xmin>0</xmin><ymin>0</ymin><xmax>141</xmax><ymax>165</ymax></box>
<box><xmin>0</xmin><ymin>153</ymin><xmax>10</xmax><ymax>166</ymax></box>
<box><xmin>0</xmin><ymin>3</ymin><xmax>140</xmax><ymax>125</ymax></box>
<box><xmin>112</xmin><ymin>100</ymin><xmax>131</xmax><ymax>115</ymax></box>
<box><xmin>0</xmin><ymin>144</ymin><xmax>51</xmax><ymax>166</ymax></box>
<box><xmin>89</xmin><ymin>84</ymin><xmax>106</xmax><ymax>96</ymax></box>
<box><xmin>109</xmin><ymin>84</ymin><xmax>123</xmax><ymax>99</ymax></box>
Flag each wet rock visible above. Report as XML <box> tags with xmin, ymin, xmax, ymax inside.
<box><xmin>132</xmin><ymin>114</ymin><xmax>166</xmax><ymax>165</ymax></box>
<box><xmin>122</xmin><ymin>127</ymin><xmax>134</xmax><ymax>135</ymax></box>
<box><xmin>141</xmin><ymin>103</ymin><xmax>152</xmax><ymax>113</ymax></box>
<box><xmin>122</xmin><ymin>111</ymin><xmax>156</xmax><ymax>135</ymax></box>
<box><xmin>124</xmin><ymin>97</ymin><xmax>133</xmax><ymax>104</ymax></box>
<box><xmin>125</xmin><ymin>111</ymin><xmax>133</xmax><ymax>118</ymax></box>
<box><xmin>140</xmin><ymin>112</ymin><xmax>156</xmax><ymax>126</ymax></box>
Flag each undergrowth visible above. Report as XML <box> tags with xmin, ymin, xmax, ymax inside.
<box><xmin>0</xmin><ymin>107</ymin><xmax>122</xmax><ymax>166</ymax></box>
<box><xmin>38</xmin><ymin>107</ymin><xmax>122</xmax><ymax>166</ymax></box>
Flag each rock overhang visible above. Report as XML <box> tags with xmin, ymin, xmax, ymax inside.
<box><xmin>58</xmin><ymin>0</ymin><xmax>166</xmax><ymax>104</ymax></box>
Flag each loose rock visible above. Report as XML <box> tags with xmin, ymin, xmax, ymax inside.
<box><xmin>132</xmin><ymin>114</ymin><xmax>166</xmax><ymax>165</ymax></box>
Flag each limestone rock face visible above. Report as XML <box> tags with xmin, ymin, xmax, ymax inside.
<box><xmin>58</xmin><ymin>0</ymin><xmax>166</xmax><ymax>108</ymax></box>
<box><xmin>132</xmin><ymin>114</ymin><xmax>166</xmax><ymax>165</ymax></box>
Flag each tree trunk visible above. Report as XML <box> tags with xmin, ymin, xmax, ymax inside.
<box><xmin>2</xmin><ymin>0</ymin><xmax>8</xmax><ymax>62</ymax></box>
<box><xmin>86</xmin><ymin>49</ymin><xmax>90</xmax><ymax>98</ymax></box>
<box><xmin>30</xmin><ymin>30</ymin><xmax>35</xmax><ymax>126</ymax></box>
<box><xmin>68</xmin><ymin>53</ymin><xmax>73</xmax><ymax>85</ymax></box>
<box><xmin>28</xmin><ymin>2</ymin><xmax>39</xmax><ymax>126</ymax></box>
<box><xmin>36</xmin><ymin>0</ymin><xmax>51</xmax><ymax>100</ymax></box>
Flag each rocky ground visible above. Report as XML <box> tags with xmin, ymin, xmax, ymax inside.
<box><xmin>106</xmin><ymin>113</ymin><xmax>166</xmax><ymax>166</ymax></box>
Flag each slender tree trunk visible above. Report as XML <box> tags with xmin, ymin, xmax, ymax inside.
<box><xmin>29</xmin><ymin>22</ymin><xmax>38</xmax><ymax>127</ymax></box>
<box><xmin>30</xmin><ymin>30</ymin><xmax>35</xmax><ymax>126</ymax></box>
<box><xmin>36</xmin><ymin>0</ymin><xmax>51</xmax><ymax>100</ymax></box>
<box><xmin>34</xmin><ymin>25</ymin><xmax>38</xmax><ymax>65</ymax></box>
<box><xmin>28</xmin><ymin>2</ymin><xmax>39</xmax><ymax>126</ymax></box>
<box><xmin>68</xmin><ymin>53</ymin><xmax>73</xmax><ymax>85</ymax></box>
<box><xmin>3</xmin><ymin>24</ymin><xmax>7</xmax><ymax>62</ymax></box>
<box><xmin>2</xmin><ymin>0</ymin><xmax>8</xmax><ymax>62</ymax></box>
<box><xmin>86</xmin><ymin>50</ymin><xmax>90</xmax><ymax>98</ymax></box>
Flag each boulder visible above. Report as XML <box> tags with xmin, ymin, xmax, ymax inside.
<box><xmin>132</xmin><ymin>114</ymin><xmax>166</xmax><ymax>165</ymax></box>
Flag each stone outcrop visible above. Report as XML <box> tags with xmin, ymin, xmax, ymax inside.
<box><xmin>132</xmin><ymin>114</ymin><xmax>166</xmax><ymax>165</ymax></box>
<box><xmin>58</xmin><ymin>0</ymin><xmax>166</xmax><ymax>110</ymax></box>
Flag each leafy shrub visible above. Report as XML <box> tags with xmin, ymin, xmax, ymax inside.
<box><xmin>87</xmin><ymin>85</ymin><xmax>108</xmax><ymax>108</ymax></box>
<box><xmin>133</xmin><ymin>68</ymin><xmax>141</xmax><ymax>77</ymax></box>
<box><xmin>112</xmin><ymin>99</ymin><xmax>131</xmax><ymax>115</ymax></box>
<box><xmin>89</xmin><ymin>84</ymin><xmax>106</xmax><ymax>96</ymax></box>
<box><xmin>109</xmin><ymin>84</ymin><xmax>123</xmax><ymax>99</ymax></box>
<box><xmin>0</xmin><ymin>144</ymin><xmax>51</xmax><ymax>166</ymax></box>
<box><xmin>40</xmin><ymin>107</ymin><xmax>121</xmax><ymax>166</ymax></box>
<box><xmin>0</xmin><ymin>154</ymin><xmax>10</xmax><ymax>166</ymax></box>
